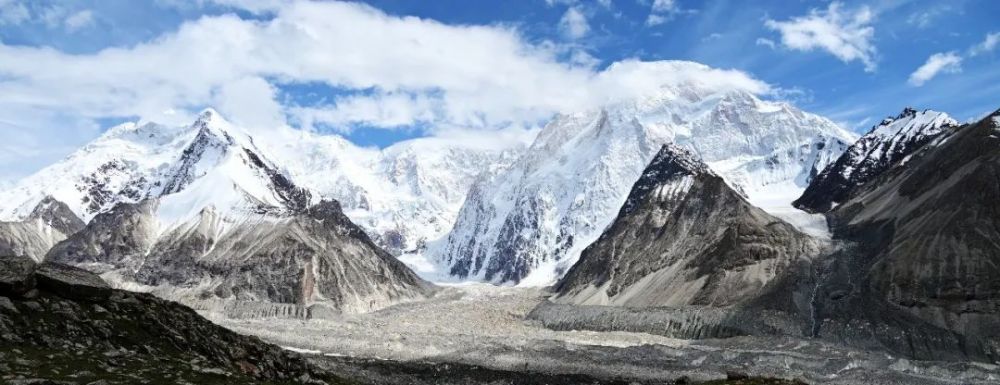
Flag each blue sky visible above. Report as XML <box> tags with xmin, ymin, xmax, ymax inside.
<box><xmin>0</xmin><ymin>0</ymin><xmax>998</xmax><ymax>180</ymax></box>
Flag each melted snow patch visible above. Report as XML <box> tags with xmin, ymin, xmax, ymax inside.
<box><xmin>655</xmin><ymin>175</ymin><xmax>694</xmax><ymax>200</ymax></box>
<box><xmin>283</xmin><ymin>346</ymin><xmax>322</xmax><ymax>355</ymax></box>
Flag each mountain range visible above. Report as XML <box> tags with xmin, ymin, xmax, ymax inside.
<box><xmin>1</xmin><ymin>63</ymin><xmax>997</xmax><ymax>369</ymax></box>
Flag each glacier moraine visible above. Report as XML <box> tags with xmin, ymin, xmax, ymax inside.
<box><xmin>209</xmin><ymin>284</ymin><xmax>999</xmax><ymax>385</ymax></box>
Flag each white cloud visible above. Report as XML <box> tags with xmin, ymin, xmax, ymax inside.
<box><xmin>558</xmin><ymin>7</ymin><xmax>590</xmax><ymax>39</ymax></box>
<box><xmin>644</xmin><ymin>0</ymin><xmax>693</xmax><ymax>27</ymax></box>
<box><xmin>292</xmin><ymin>92</ymin><xmax>439</xmax><ymax>131</ymax></box>
<box><xmin>1</xmin><ymin>3</ymin><xmax>95</xmax><ymax>31</ymax></box>
<box><xmin>908</xmin><ymin>52</ymin><xmax>962</xmax><ymax>87</ymax></box>
<box><xmin>906</xmin><ymin>5</ymin><xmax>953</xmax><ymax>29</ymax></box>
<box><xmin>0</xmin><ymin>1</ymin><xmax>772</xmax><ymax>177</ymax></box>
<box><xmin>544</xmin><ymin>0</ymin><xmax>582</xmax><ymax>7</ymax></box>
<box><xmin>755</xmin><ymin>37</ymin><xmax>776</xmax><ymax>49</ymax></box>
<box><xmin>160</xmin><ymin>0</ymin><xmax>290</xmax><ymax>14</ymax></box>
<box><xmin>650</xmin><ymin>0</ymin><xmax>676</xmax><ymax>13</ymax></box>
<box><xmin>597</xmin><ymin>0</ymin><xmax>612</xmax><ymax>9</ymax></box>
<box><xmin>645</xmin><ymin>13</ymin><xmax>668</xmax><ymax>26</ymax></box>
<box><xmin>213</xmin><ymin>76</ymin><xmax>285</xmax><ymax>129</ymax></box>
<box><xmin>63</xmin><ymin>10</ymin><xmax>95</xmax><ymax>31</ymax></box>
<box><xmin>969</xmin><ymin>32</ymin><xmax>1000</xmax><ymax>56</ymax></box>
<box><xmin>0</xmin><ymin>0</ymin><xmax>29</xmax><ymax>25</ymax></box>
<box><xmin>765</xmin><ymin>2</ymin><xmax>877</xmax><ymax>72</ymax></box>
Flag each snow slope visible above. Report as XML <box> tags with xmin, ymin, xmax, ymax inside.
<box><xmin>426</xmin><ymin>63</ymin><xmax>856</xmax><ymax>285</ymax></box>
<box><xmin>264</xmin><ymin>130</ymin><xmax>526</xmax><ymax>255</ymax></box>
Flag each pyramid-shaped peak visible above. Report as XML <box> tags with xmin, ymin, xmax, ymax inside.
<box><xmin>27</xmin><ymin>196</ymin><xmax>85</xmax><ymax>235</ymax></box>
<box><xmin>648</xmin><ymin>143</ymin><xmax>712</xmax><ymax>177</ymax></box>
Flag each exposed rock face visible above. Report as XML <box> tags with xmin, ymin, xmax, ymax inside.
<box><xmin>47</xmin><ymin>198</ymin><xmax>435</xmax><ymax>315</ymax></box>
<box><xmin>0</xmin><ymin>257</ymin><xmax>349</xmax><ymax>384</ymax></box>
<box><xmin>793</xmin><ymin>107</ymin><xmax>957</xmax><ymax>213</ymax></box>
<box><xmin>0</xmin><ymin>197</ymin><xmax>83</xmax><ymax>262</ymax></box>
<box><xmin>806</xmin><ymin>109</ymin><xmax>1000</xmax><ymax>360</ymax></box>
<box><xmin>554</xmin><ymin>144</ymin><xmax>820</xmax><ymax>307</ymax></box>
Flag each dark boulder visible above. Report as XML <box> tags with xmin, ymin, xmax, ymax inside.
<box><xmin>35</xmin><ymin>263</ymin><xmax>111</xmax><ymax>301</ymax></box>
<box><xmin>0</xmin><ymin>255</ymin><xmax>37</xmax><ymax>297</ymax></box>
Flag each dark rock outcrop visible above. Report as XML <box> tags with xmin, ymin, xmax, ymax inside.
<box><xmin>27</xmin><ymin>196</ymin><xmax>86</xmax><ymax>235</ymax></box>
<box><xmin>0</xmin><ymin>257</ymin><xmax>351</xmax><ymax>384</ymax></box>
<box><xmin>35</xmin><ymin>262</ymin><xmax>111</xmax><ymax>301</ymax></box>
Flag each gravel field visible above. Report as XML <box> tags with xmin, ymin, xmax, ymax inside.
<box><xmin>212</xmin><ymin>283</ymin><xmax>1000</xmax><ymax>384</ymax></box>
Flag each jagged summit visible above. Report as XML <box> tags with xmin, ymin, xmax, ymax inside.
<box><xmin>619</xmin><ymin>144</ymin><xmax>712</xmax><ymax>216</ymax></box>
<box><xmin>793</xmin><ymin>107</ymin><xmax>957</xmax><ymax>213</ymax></box>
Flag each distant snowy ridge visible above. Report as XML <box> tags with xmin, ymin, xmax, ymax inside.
<box><xmin>424</xmin><ymin>64</ymin><xmax>856</xmax><ymax>286</ymax></box>
<box><xmin>265</xmin><ymin>129</ymin><xmax>527</xmax><ymax>255</ymax></box>
<box><xmin>0</xmin><ymin>109</ymin><xmax>528</xmax><ymax>255</ymax></box>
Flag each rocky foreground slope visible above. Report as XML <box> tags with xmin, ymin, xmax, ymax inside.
<box><xmin>0</xmin><ymin>255</ymin><xmax>351</xmax><ymax>384</ymax></box>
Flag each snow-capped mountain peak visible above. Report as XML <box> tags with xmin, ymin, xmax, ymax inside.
<box><xmin>155</xmin><ymin>108</ymin><xmax>311</xmax><ymax>225</ymax></box>
<box><xmin>0</xmin><ymin>109</ymin><xmax>309</xmax><ymax>227</ymax></box>
<box><xmin>793</xmin><ymin>107</ymin><xmax>957</xmax><ymax>213</ymax></box>
<box><xmin>423</xmin><ymin>85</ymin><xmax>855</xmax><ymax>286</ymax></box>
